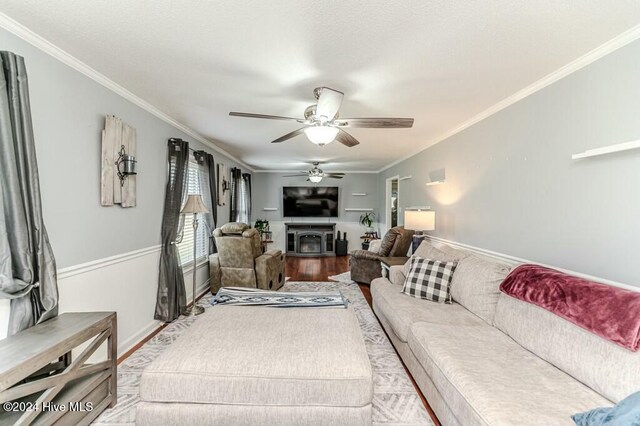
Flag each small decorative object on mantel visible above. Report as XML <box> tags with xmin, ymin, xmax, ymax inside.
<box><xmin>101</xmin><ymin>115</ymin><xmax>137</xmax><ymax>207</ymax></box>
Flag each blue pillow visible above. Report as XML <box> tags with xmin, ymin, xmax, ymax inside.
<box><xmin>573</xmin><ymin>392</ymin><xmax>640</xmax><ymax>426</ymax></box>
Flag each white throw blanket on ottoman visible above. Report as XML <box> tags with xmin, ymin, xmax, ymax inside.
<box><xmin>136</xmin><ymin>304</ymin><xmax>374</xmax><ymax>425</ymax></box>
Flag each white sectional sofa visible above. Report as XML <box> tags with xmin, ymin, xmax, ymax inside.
<box><xmin>371</xmin><ymin>240</ymin><xmax>640</xmax><ymax>426</ymax></box>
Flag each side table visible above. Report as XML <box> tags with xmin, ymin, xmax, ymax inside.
<box><xmin>380</xmin><ymin>256</ymin><xmax>409</xmax><ymax>278</ymax></box>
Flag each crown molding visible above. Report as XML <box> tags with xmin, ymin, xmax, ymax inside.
<box><xmin>378</xmin><ymin>23</ymin><xmax>640</xmax><ymax>172</ymax></box>
<box><xmin>0</xmin><ymin>12</ymin><xmax>255</xmax><ymax>172</ymax></box>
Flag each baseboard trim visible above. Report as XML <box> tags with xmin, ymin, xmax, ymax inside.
<box><xmin>425</xmin><ymin>235</ymin><xmax>638</xmax><ymax>292</ymax></box>
<box><xmin>58</xmin><ymin>245</ymin><xmax>162</xmax><ymax>279</ymax></box>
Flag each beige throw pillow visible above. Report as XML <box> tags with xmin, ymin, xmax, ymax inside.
<box><xmin>449</xmin><ymin>255</ymin><xmax>511</xmax><ymax>324</ymax></box>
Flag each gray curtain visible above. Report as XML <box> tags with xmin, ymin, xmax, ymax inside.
<box><xmin>229</xmin><ymin>167</ymin><xmax>242</xmax><ymax>222</ymax></box>
<box><xmin>155</xmin><ymin>138</ymin><xmax>189</xmax><ymax>322</ymax></box>
<box><xmin>0</xmin><ymin>51</ymin><xmax>58</xmax><ymax>335</ymax></box>
<box><xmin>195</xmin><ymin>150</ymin><xmax>217</xmax><ymax>254</ymax></box>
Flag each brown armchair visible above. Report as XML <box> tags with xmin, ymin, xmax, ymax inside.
<box><xmin>209</xmin><ymin>222</ymin><xmax>286</xmax><ymax>293</ymax></box>
<box><xmin>349</xmin><ymin>226</ymin><xmax>414</xmax><ymax>284</ymax></box>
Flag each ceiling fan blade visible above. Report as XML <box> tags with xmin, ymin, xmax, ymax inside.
<box><xmin>316</xmin><ymin>87</ymin><xmax>343</xmax><ymax>121</ymax></box>
<box><xmin>282</xmin><ymin>174</ymin><xmax>309</xmax><ymax>177</ymax></box>
<box><xmin>325</xmin><ymin>175</ymin><xmax>344</xmax><ymax>179</ymax></box>
<box><xmin>334</xmin><ymin>117</ymin><xmax>414</xmax><ymax>128</ymax></box>
<box><xmin>335</xmin><ymin>129</ymin><xmax>360</xmax><ymax>147</ymax></box>
<box><xmin>230</xmin><ymin>112</ymin><xmax>305</xmax><ymax>122</ymax></box>
<box><xmin>324</xmin><ymin>173</ymin><xmax>345</xmax><ymax>177</ymax></box>
<box><xmin>271</xmin><ymin>127</ymin><xmax>307</xmax><ymax>143</ymax></box>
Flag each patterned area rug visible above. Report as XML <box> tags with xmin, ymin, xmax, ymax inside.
<box><xmin>94</xmin><ymin>281</ymin><xmax>432</xmax><ymax>425</ymax></box>
<box><xmin>329</xmin><ymin>271</ymin><xmax>355</xmax><ymax>283</ymax></box>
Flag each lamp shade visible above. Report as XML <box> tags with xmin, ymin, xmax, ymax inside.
<box><xmin>404</xmin><ymin>209</ymin><xmax>435</xmax><ymax>231</ymax></box>
<box><xmin>181</xmin><ymin>194</ymin><xmax>209</xmax><ymax>214</ymax></box>
<box><xmin>304</xmin><ymin>126</ymin><xmax>339</xmax><ymax>145</ymax></box>
<box><xmin>309</xmin><ymin>175</ymin><xmax>323</xmax><ymax>183</ymax></box>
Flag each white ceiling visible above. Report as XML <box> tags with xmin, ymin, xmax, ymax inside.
<box><xmin>2</xmin><ymin>1</ymin><xmax>640</xmax><ymax>171</ymax></box>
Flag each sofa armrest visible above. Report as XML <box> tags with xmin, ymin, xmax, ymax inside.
<box><xmin>209</xmin><ymin>253</ymin><xmax>221</xmax><ymax>293</ymax></box>
<box><xmin>389</xmin><ymin>265</ymin><xmax>406</xmax><ymax>286</ymax></box>
<box><xmin>349</xmin><ymin>249</ymin><xmax>381</xmax><ymax>261</ymax></box>
<box><xmin>263</xmin><ymin>249</ymin><xmax>283</xmax><ymax>258</ymax></box>
<box><xmin>255</xmin><ymin>251</ymin><xmax>285</xmax><ymax>290</ymax></box>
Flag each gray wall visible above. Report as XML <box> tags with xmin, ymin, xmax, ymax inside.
<box><xmin>379</xmin><ymin>40</ymin><xmax>640</xmax><ymax>286</ymax></box>
<box><xmin>1</xmin><ymin>28</ymin><xmax>250</xmax><ymax>268</ymax></box>
<box><xmin>252</xmin><ymin>172</ymin><xmax>379</xmax><ymax>252</ymax></box>
<box><xmin>252</xmin><ymin>172</ymin><xmax>379</xmax><ymax>224</ymax></box>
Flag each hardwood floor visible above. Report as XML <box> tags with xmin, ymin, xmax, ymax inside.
<box><xmin>286</xmin><ymin>255</ymin><xmax>440</xmax><ymax>426</ymax></box>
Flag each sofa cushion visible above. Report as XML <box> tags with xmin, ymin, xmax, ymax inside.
<box><xmin>371</xmin><ymin>277</ymin><xmax>484</xmax><ymax>342</ymax></box>
<box><xmin>494</xmin><ymin>293</ymin><xmax>640</xmax><ymax>403</ymax></box>
<box><xmin>449</xmin><ymin>254</ymin><xmax>511</xmax><ymax>324</ymax></box>
<box><xmin>140</xmin><ymin>305</ymin><xmax>373</xmax><ymax>407</ymax></box>
<box><xmin>402</xmin><ymin>257</ymin><xmax>457</xmax><ymax>303</ymax></box>
<box><xmin>433</xmin><ymin>242</ymin><xmax>470</xmax><ymax>260</ymax></box>
<box><xmin>403</xmin><ymin>241</ymin><xmax>462</xmax><ymax>276</ymax></box>
<box><xmin>407</xmin><ymin>322</ymin><xmax>612</xmax><ymax>426</ymax></box>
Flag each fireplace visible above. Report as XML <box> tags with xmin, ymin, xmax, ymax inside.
<box><xmin>285</xmin><ymin>223</ymin><xmax>336</xmax><ymax>257</ymax></box>
<box><xmin>299</xmin><ymin>233</ymin><xmax>322</xmax><ymax>254</ymax></box>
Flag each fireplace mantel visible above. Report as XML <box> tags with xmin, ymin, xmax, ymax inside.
<box><xmin>285</xmin><ymin>223</ymin><xmax>336</xmax><ymax>257</ymax></box>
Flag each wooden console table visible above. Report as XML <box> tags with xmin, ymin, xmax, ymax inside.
<box><xmin>0</xmin><ymin>312</ymin><xmax>117</xmax><ymax>425</ymax></box>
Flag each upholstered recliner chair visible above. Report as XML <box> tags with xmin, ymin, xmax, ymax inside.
<box><xmin>209</xmin><ymin>222</ymin><xmax>286</xmax><ymax>293</ymax></box>
<box><xmin>349</xmin><ymin>226</ymin><xmax>414</xmax><ymax>284</ymax></box>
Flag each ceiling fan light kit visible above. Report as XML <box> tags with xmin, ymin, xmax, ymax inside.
<box><xmin>229</xmin><ymin>86</ymin><xmax>414</xmax><ymax>149</ymax></box>
<box><xmin>304</xmin><ymin>126</ymin><xmax>339</xmax><ymax>145</ymax></box>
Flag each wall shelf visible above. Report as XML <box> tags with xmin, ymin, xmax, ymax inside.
<box><xmin>351</xmin><ymin>193</ymin><xmax>368</xmax><ymax>196</ymax></box>
<box><xmin>344</xmin><ymin>208</ymin><xmax>374</xmax><ymax>212</ymax></box>
<box><xmin>425</xmin><ymin>180</ymin><xmax>446</xmax><ymax>186</ymax></box>
<box><xmin>572</xmin><ymin>139</ymin><xmax>640</xmax><ymax>160</ymax></box>
<box><xmin>262</xmin><ymin>207</ymin><xmax>278</xmax><ymax>211</ymax></box>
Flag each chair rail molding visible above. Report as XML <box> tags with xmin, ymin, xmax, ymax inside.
<box><xmin>424</xmin><ymin>235</ymin><xmax>638</xmax><ymax>293</ymax></box>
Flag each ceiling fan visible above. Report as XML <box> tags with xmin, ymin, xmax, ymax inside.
<box><xmin>283</xmin><ymin>162</ymin><xmax>344</xmax><ymax>183</ymax></box>
<box><xmin>229</xmin><ymin>87</ymin><xmax>414</xmax><ymax>147</ymax></box>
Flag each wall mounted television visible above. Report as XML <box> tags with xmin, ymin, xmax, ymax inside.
<box><xmin>283</xmin><ymin>186</ymin><xmax>339</xmax><ymax>217</ymax></box>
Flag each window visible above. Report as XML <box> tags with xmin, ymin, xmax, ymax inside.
<box><xmin>237</xmin><ymin>177</ymin><xmax>249</xmax><ymax>224</ymax></box>
<box><xmin>177</xmin><ymin>160</ymin><xmax>208</xmax><ymax>266</ymax></box>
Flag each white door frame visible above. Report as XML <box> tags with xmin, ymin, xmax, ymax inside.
<box><xmin>385</xmin><ymin>175</ymin><xmax>400</xmax><ymax>233</ymax></box>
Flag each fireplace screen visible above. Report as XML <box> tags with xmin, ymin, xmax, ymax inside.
<box><xmin>299</xmin><ymin>234</ymin><xmax>322</xmax><ymax>253</ymax></box>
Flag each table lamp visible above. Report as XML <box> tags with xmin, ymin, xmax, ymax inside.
<box><xmin>404</xmin><ymin>209</ymin><xmax>435</xmax><ymax>235</ymax></box>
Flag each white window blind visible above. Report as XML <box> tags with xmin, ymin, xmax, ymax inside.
<box><xmin>177</xmin><ymin>160</ymin><xmax>208</xmax><ymax>265</ymax></box>
<box><xmin>238</xmin><ymin>177</ymin><xmax>249</xmax><ymax>224</ymax></box>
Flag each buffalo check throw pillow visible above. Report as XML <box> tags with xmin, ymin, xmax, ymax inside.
<box><xmin>402</xmin><ymin>256</ymin><xmax>457</xmax><ymax>303</ymax></box>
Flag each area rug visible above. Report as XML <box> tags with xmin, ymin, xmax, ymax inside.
<box><xmin>94</xmin><ymin>281</ymin><xmax>433</xmax><ymax>425</ymax></box>
<box><xmin>329</xmin><ymin>270</ymin><xmax>355</xmax><ymax>283</ymax></box>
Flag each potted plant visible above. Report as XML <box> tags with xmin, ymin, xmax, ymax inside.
<box><xmin>359</xmin><ymin>212</ymin><xmax>375</xmax><ymax>233</ymax></box>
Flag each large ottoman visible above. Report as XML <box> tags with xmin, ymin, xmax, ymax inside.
<box><xmin>136</xmin><ymin>304</ymin><xmax>373</xmax><ymax>425</ymax></box>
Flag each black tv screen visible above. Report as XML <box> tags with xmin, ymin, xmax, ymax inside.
<box><xmin>283</xmin><ymin>186</ymin><xmax>339</xmax><ymax>217</ymax></box>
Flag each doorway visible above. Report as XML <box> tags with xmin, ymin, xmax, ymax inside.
<box><xmin>385</xmin><ymin>175</ymin><xmax>400</xmax><ymax>232</ymax></box>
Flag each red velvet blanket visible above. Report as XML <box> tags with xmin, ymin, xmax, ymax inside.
<box><xmin>500</xmin><ymin>264</ymin><xmax>640</xmax><ymax>352</ymax></box>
